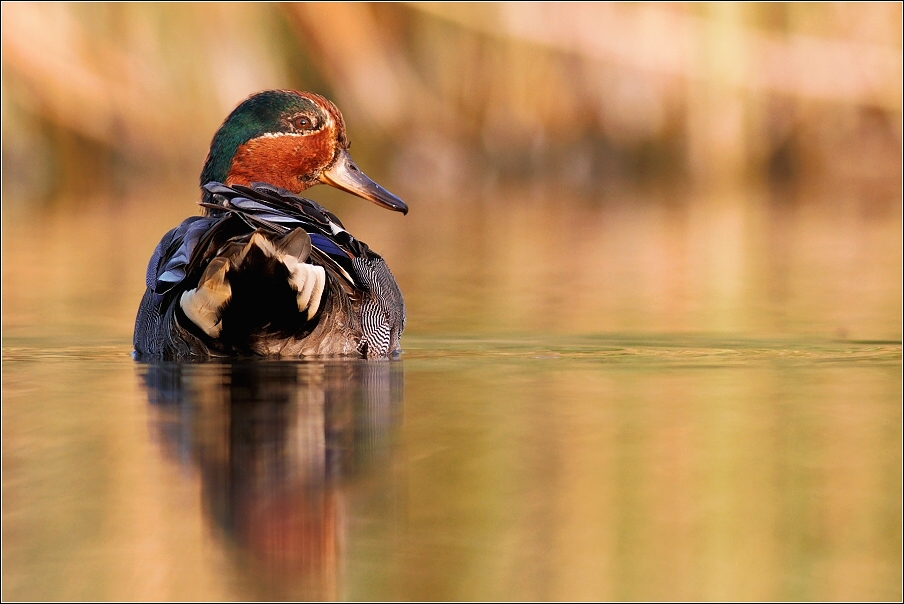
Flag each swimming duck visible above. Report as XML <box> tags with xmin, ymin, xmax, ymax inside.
<box><xmin>134</xmin><ymin>90</ymin><xmax>407</xmax><ymax>359</ymax></box>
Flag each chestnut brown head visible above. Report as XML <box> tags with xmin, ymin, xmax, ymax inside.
<box><xmin>200</xmin><ymin>90</ymin><xmax>407</xmax><ymax>214</ymax></box>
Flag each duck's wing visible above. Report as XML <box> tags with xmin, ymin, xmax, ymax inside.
<box><xmin>147</xmin><ymin>215</ymin><xmax>225</xmax><ymax>294</ymax></box>
<box><xmin>201</xmin><ymin>182</ymin><xmax>405</xmax><ymax>357</ymax></box>
<box><xmin>201</xmin><ymin>182</ymin><xmax>367</xmax><ymax>290</ymax></box>
<box><xmin>135</xmin><ymin>213</ymin><xmax>232</xmax><ymax>356</ymax></box>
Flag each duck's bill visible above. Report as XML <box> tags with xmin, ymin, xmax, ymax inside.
<box><xmin>319</xmin><ymin>149</ymin><xmax>408</xmax><ymax>214</ymax></box>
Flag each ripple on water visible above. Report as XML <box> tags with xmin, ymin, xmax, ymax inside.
<box><xmin>2</xmin><ymin>336</ymin><xmax>901</xmax><ymax>366</ymax></box>
<box><xmin>398</xmin><ymin>335</ymin><xmax>903</xmax><ymax>367</ymax></box>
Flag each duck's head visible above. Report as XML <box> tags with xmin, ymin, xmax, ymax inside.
<box><xmin>200</xmin><ymin>90</ymin><xmax>407</xmax><ymax>214</ymax></box>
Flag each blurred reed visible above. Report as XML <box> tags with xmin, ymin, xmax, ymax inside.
<box><xmin>2</xmin><ymin>3</ymin><xmax>901</xmax><ymax>202</ymax></box>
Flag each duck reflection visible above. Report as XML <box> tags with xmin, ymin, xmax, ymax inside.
<box><xmin>138</xmin><ymin>359</ymin><xmax>403</xmax><ymax>599</ymax></box>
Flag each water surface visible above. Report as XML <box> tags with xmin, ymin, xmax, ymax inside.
<box><xmin>3</xmin><ymin>188</ymin><xmax>901</xmax><ymax>600</ymax></box>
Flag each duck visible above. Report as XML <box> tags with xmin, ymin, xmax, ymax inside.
<box><xmin>133</xmin><ymin>90</ymin><xmax>408</xmax><ymax>359</ymax></box>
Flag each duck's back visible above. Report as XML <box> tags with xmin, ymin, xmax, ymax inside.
<box><xmin>134</xmin><ymin>182</ymin><xmax>404</xmax><ymax>359</ymax></box>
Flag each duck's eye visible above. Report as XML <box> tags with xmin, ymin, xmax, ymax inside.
<box><xmin>293</xmin><ymin>116</ymin><xmax>313</xmax><ymax>130</ymax></box>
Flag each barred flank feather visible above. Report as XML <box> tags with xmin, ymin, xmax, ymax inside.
<box><xmin>354</xmin><ymin>256</ymin><xmax>405</xmax><ymax>358</ymax></box>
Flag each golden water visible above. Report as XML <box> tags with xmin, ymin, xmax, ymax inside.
<box><xmin>3</xmin><ymin>186</ymin><xmax>901</xmax><ymax>600</ymax></box>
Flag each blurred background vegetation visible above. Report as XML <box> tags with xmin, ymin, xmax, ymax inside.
<box><xmin>1</xmin><ymin>3</ymin><xmax>902</xmax><ymax>343</ymax></box>
<box><xmin>2</xmin><ymin>2</ymin><xmax>901</xmax><ymax>202</ymax></box>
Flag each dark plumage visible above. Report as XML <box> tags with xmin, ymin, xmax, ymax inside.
<box><xmin>134</xmin><ymin>91</ymin><xmax>407</xmax><ymax>359</ymax></box>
